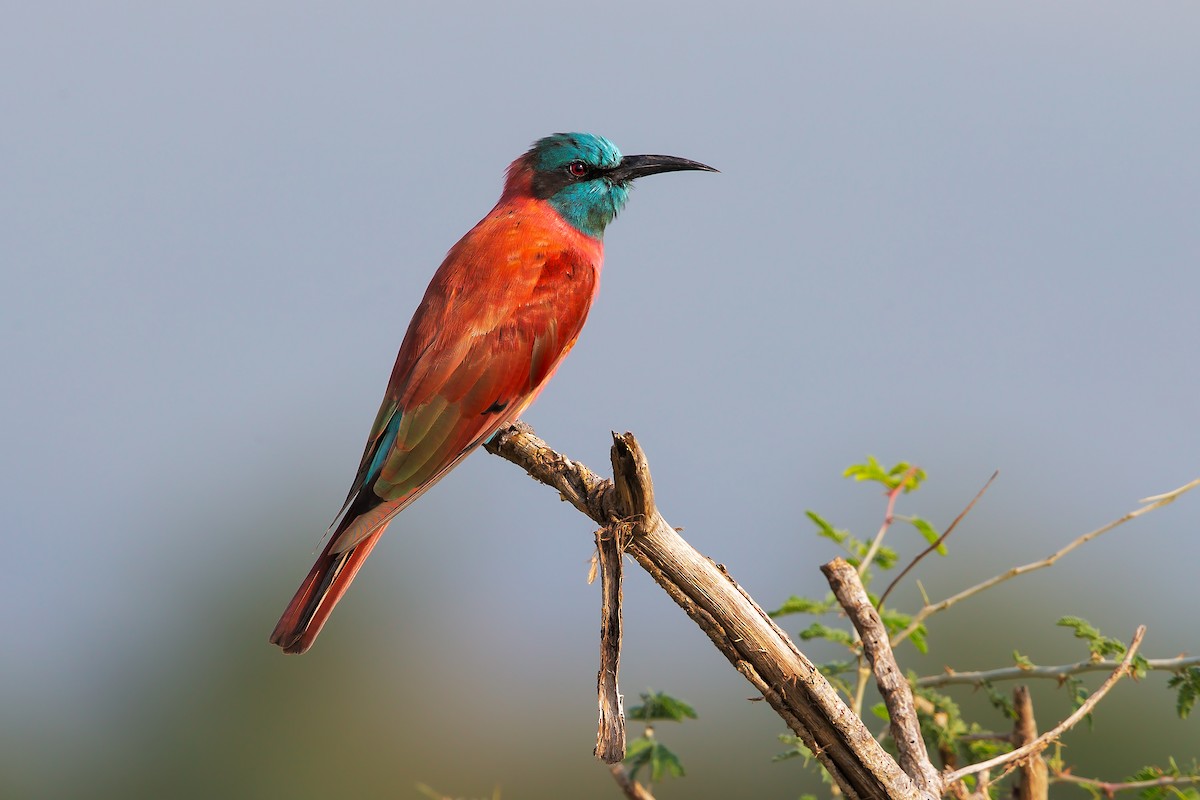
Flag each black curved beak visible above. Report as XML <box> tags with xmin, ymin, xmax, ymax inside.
<box><xmin>607</xmin><ymin>154</ymin><xmax>719</xmax><ymax>184</ymax></box>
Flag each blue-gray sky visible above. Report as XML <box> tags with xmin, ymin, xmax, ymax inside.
<box><xmin>3</xmin><ymin>3</ymin><xmax>1197</xmax><ymax>798</ymax></box>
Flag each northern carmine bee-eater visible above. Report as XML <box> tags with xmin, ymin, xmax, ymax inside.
<box><xmin>270</xmin><ymin>132</ymin><xmax>715</xmax><ymax>654</ymax></box>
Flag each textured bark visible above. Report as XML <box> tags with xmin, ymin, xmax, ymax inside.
<box><xmin>823</xmin><ymin>558</ymin><xmax>941</xmax><ymax>796</ymax></box>
<box><xmin>609</xmin><ymin>764</ymin><xmax>657</xmax><ymax>800</ymax></box>
<box><xmin>1012</xmin><ymin>686</ymin><xmax>1048</xmax><ymax>800</ymax></box>
<box><xmin>594</xmin><ymin>525</ymin><xmax>626</xmax><ymax>763</ymax></box>
<box><xmin>485</xmin><ymin>423</ymin><xmax>930</xmax><ymax>800</ymax></box>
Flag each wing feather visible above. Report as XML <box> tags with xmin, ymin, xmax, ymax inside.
<box><xmin>328</xmin><ymin>244</ymin><xmax>598</xmax><ymax>553</ymax></box>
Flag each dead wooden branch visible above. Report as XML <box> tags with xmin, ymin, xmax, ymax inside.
<box><xmin>484</xmin><ymin>422</ymin><xmax>1174</xmax><ymax>799</ymax></box>
<box><xmin>823</xmin><ymin>557</ymin><xmax>941</xmax><ymax>796</ymax></box>
<box><xmin>485</xmin><ymin>423</ymin><xmax>929</xmax><ymax>800</ymax></box>
<box><xmin>1012</xmin><ymin>686</ymin><xmax>1048</xmax><ymax>800</ymax></box>
<box><xmin>594</xmin><ymin>524</ymin><xmax>626</xmax><ymax>763</ymax></box>
<box><xmin>608</xmin><ymin>764</ymin><xmax>657</xmax><ymax>800</ymax></box>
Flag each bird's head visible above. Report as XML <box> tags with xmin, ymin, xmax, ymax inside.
<box><xmin>506</xmin><ymin>132</ymin><xmax>717</xmax><ymax>239</ymax></box>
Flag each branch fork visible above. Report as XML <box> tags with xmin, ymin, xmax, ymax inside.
<box><xmin>487</xmin><ymin>424</ymin><xmax>929</xmax><ymax>800</ymax></box>
<box><xmin>484</xmin><ymin>422</ymin><xmax>1169</xmax><ymax>799</ymax></box>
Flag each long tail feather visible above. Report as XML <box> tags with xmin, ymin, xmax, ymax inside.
<box><xmin>269</xmin><ymin>525</ymin><xmax>387</xmax><ymax>654</ymax></box>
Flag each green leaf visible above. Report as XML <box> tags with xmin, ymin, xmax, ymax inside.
<box><xmin>628</xmin><ymin>691</ymin><xmax>698</xmax><ymax>722</ymax></box>
<box><xmin>1057</xmin><ymin>616</ymin><xmax>1127</xmax><ymax>660</ymax></box>
<box><xmin>1056</xmin><ymin>615</ymin><xmax>1100</xmax><ymax>639</ymax></box>
<box><xmin>772</xmin><ymin>734</ymin><xmax>813</xmax><ymax>763</ymax></box>
<box><xmin>1125</xmin><ymin>757</ymin><xmax>1200</xmax><ymax>800</ymax></box>
<box><xmin>816</xmin><ymin>659</ymin><xmax>857</xmax><ymax>677</ymax></box>
<box><xmin>871</xmin><ymin>545</ymin><xmax>899</xmax><ymax>570</ymax></box>
<box><xmin>816</xmin><ymin>660</ymin><xmax>857</xmax><ymax>698</ymax></box>
<box><xmin>1129</xmin><ymin>765</ymin><xmax>1169</xmax><ymax>800</ymax></box>
<box><xmin>649</xmin><ymin>744</ymin><xmax>685</xmax><ymax>782</ymax></box>
<box><xmin>625</xmin><ymin>736</ymin><xmax>653</xmax><ymax>762</ymax></box>
<box><xmin>1062</xmin><ymin>675</ymin><xmax>1094</xmax><ymax>729</ymax></box>
<box><xmin>1131</xmin><ymin>653</ymin><xmax>1151</xmax><ymax>680</ymax></box>
<box><xmin>844</xmin><ymin>456</ymin><xmax>926</xmax><ymax>492</ymax></box>
<box><xmin>878</xmin><ymin>608</ymin><xmax>927</xmax><ymax>653</ymax></box>
<box><xmin>890</xmin><ymin>463</ymin><xmax>927</xmax><ymax>492</ymax></box>
<box><xmin>626</xmin><ymin>736</ymin><xmax>686</xmax><ymax>783</ymax></box>
<box><xmin>878</xmin><ymin>607</ymin><xmax>910</xmax><ymax>633</ymax></box>
<box><xmin>1012</xmin><ymin>650</ymin><xmax>1034</xmax><ymax>670</ymax></box>
<box><xmin>965</xmin><ymin>732</ymin><xmax>1011</xmax><ymax>762</ymax></box>
<box><xmin>798</xmin><ymin>623</ymin><xmax>856</xmax><ymax>648</ymax></box>
<box><xmin>907</xmin><ymin>625</ymin><xmax>929</xmax><ymax>654</ymax></box>
<box><xmin>913</xmin><ymin>685</ymin><xmax>971</xmax><ymax>756</ymax></box>
<box><xmin>981</xmin><ymin>681</ymin><xmax>1016</xmax><ymax>720</ymax></box>
<box><xmin>1168</xmin><ymin>666</ymin><xmax>1200</xmax><ymax>719</ymax></box>
<box><xmin>806</xmin><ymin>510</ymin><xmax>848</xmax><ymax>544</ymax></box>
<box><xmin>907</xmin><ymin>516</ymin><xmax>946</xmax><ymax>555</ymax></box>
<box><xmin>769</xmin><ymin>594</ymin><xmax>834</xmax><ymax>618</ymax></box>
<box><xmin>773</xmin><ymin>737</ymin><xmax>835</xmax><ymax>788</ymax></box>
<box><xmin>844</xmin><ymin>456</ymin><xmax>890</xmax><ymax>485</ymax></box>
<box><xmin>870</xmin><ymin>702</ymin><xmax>890</xmax><ymax>721</ymax></box>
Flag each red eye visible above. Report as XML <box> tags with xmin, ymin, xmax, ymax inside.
<box><xmin>568</xmin><ymin>160</ymin><xmax>587</xmax><ymax>178</ymax></box>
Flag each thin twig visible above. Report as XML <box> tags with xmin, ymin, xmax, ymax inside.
<box><xmin>1051</xmin><ymin>771</ymin><xmax>1200</xmax><ymax>796</ymax></box>
<box><xmin>878</xmin><ymin>471</ymin><xmax>998</xmax><ymax>609</ymax></box>
<box><xmin>916</xmin><ymin>654</ymin><xmax>1199</xmax><ymax>687</ymax></box>
<box><xmin>851</xmin><ymin>659</ymin><xmax>872</xmax><ymax>731</ymax></box>
<box><xmin>943</xmin><ymin>626</ymin><xmax>1146</xmax><ymax>788</ymax></box>
<box><xmin>892</xmin><ymin>479</ymin><xmax>1200</xmax><ymax>647</ymax></box>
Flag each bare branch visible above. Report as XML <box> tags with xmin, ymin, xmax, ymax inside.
<box><xmin>943</xmin><ymin>626</ymin><xmax>1147</xmax><ymax>788</ymax></box>
<box><xmin>608</xmin><ymin>764</ymin><xmax>657</xmax><ymax>800</ymax></box>
<box><xmin>917</xmin><ymin>654</ymin><xmax>1199</xmax><ymax>688</ymax></box>
<box><xmin>892</xmin><ymin>479</ymin><xmax>1200</xmax><ymax>647</ymax></box>
<box><xmin>1052</xmin><ymin>771</ymin><xmax>1200</xmax><ymax>796</ymax></box>
<box><xmin>594</xmin><ymin>525</ymin><xmax>627</xmax><ymax>763</ymax></box>
<box><xmin>486</xmin><ymin>424</ymin><xmax>930</xmax><ymax>800</ymax></box>
<box><xmin>484</xmin><ymin>420</ymin><xmax>619</xmax><ymax>520</ymax></box>
<box><xmin>1012</xmin><ymin>686</ymin><xmax>1048</xmax><ymax>800</ymax></box>
<box><xmin>823</xmin><ymin>558</ymin><xmax>941</xmax><ymax>796</ymax></box>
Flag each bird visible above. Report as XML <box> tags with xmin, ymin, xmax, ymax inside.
<box><xmin>270</xmin><ymin>133</ymin><xmax>716</xmax><ymax>654</ymax></box>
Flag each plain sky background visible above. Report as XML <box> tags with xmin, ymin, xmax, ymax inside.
<box><xmin>3</xmin><ymin>3</ymin><xmax>1197</xmax><ymax>798</ymax></box>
